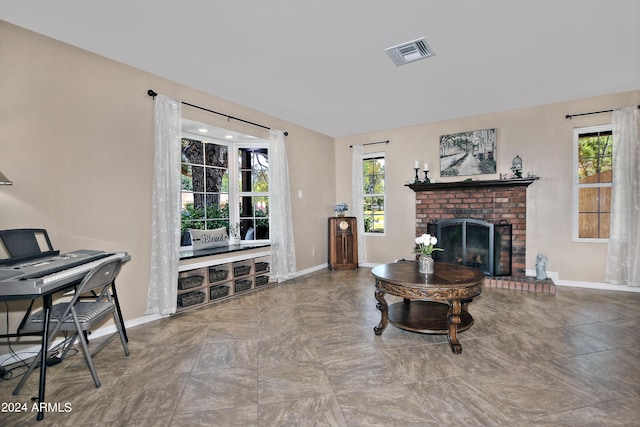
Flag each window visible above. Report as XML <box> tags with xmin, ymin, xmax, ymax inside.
<box><xmin>573</xmin><ymin>125</ymin><xmax>612</xmax><ymax>242</ymax></box>
<box><xmin>181</xmin><ymin>138</ymin><xmax>230</xmax><ymax>246</ymax></box>
<box><xmin>238</xmin><ymin>147</ymin><xmax>269</xmax><ymax>241</ymax></box>
<box><xmin>180</xmin><ymin>122</ymin><xmax>269</xmax><ymax>247</ymax></box>
<box><xmin>363</xmin><ymin>153</ymin><xmax>385</xmax><ymax>234</ymax></box>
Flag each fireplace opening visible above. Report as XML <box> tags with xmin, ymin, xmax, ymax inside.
<box><xmin>427</xmin><ymin>219</ymin><xmax>512</xmax><ymax>276</ymax></box>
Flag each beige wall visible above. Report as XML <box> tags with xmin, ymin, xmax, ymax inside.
<box><xmin>336</xmin><ymin>90</ymin><xmax>640</xmax><ymax>282</ymax></box>
<box><xmin>0</xmin><ymin>21</ymin><xmax>334</xmax><ymax>351</ymax></box>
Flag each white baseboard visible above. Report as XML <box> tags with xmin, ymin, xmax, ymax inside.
<box><xmin>293</xmin><ymin>263</ymin><xmax>328</xmax><ymax>277</ymax></box>
<box><xmin>554</xmin><ymin>279</ymin><xmax>640</xmax><ymax>293</ymax></box>
<box><xmin>297</xmin><ymin>262</ymin><xmax>378</xmax><ymax>272</ymax></box>
<box><xmin>359</xmin><ymin>262</ymin><xmax>377</xmax><ymax>268</ymax></box>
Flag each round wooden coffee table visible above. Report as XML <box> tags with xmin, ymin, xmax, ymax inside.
<box><xmin>372</xmin><ymin>261</ymin><xmax>484</xmax><ymax>354</ymax></box>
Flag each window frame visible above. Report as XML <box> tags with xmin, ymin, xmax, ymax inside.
<box><xmin>180</xmin><ymin>136</ymin><xmax>231</xmax><ymax>243</ymax></box>
<box><xmin>572</xmin><ymin>124</ymin><xmax>612</xmax><ymax>243</ymax></box>
<box><xmin>234</xmin><ymin>142</ymin><xmax>270</xmax><ymax>243</ymax></box>
<box><xmin>180</xmin><ymin>129</ymin><xmax>270</xmax><ymax>249</ymax></box>
<box><xmin>362</xmin><ymin>151</ymin><xmax>386</xmax><ymax>236</ymax></box>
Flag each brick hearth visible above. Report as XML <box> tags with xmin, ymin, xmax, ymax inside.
<box><xmin>407</xmin><ymin>178</ymin><xmax>538</xmax><ymax>277</ymax></box>
<box><xmin>485</xmin><ymin>276</ymin><xmax>556</xmax><ymax>294</ymax></box>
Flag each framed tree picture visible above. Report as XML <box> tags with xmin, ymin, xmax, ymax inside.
<box><xmin>439</xmin><ymin>128</ymin><xmax>497</xmax><ymax>176</ymax></box>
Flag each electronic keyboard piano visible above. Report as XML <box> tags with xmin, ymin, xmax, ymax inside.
<box><xmin>0</xmin><ymin>250</ymin><xmax>130</xmax><ymax>298</ymax></box>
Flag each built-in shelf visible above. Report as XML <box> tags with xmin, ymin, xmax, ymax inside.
<box><xmin>177</xmin><ymin>245</ymin><xmax>273</xmax><ymax>313</ymax></box>
<box><xmin>405</xmin><ymin>177</ymin><xmax>539</xmax><ymax>192</ymax></box>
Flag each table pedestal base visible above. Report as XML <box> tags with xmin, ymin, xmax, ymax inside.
<box><xmin>375</xmin><ymin>299</ymin><xmax>474</xmax><ymax>354</ymax></box>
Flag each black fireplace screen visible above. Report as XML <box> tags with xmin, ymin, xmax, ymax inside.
<box><xmin>427</xmin><ymin>219</ymin><xmax>512</xmax><ymax>276</ymax></box>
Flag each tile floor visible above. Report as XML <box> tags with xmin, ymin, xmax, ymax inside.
<box><xmin>2</xmin><ymin>267</ymin><xmax>640</xmax><ymax>426</ymax></box>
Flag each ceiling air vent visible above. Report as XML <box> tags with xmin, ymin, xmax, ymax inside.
<box><xmin>385</xmin><ymin>37</ymin><xmax>434</xmax><ymax>66</ymax></box>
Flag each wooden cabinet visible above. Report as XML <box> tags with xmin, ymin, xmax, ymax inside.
<box><xmin>177</xmin><ymin>250</ymin><xmax>273</xmax><ymax>313</ymax></box>
<box><xmin>328</xmin><ymin>217</ymin><xmax>358</xmax><ymax>270</ymax></box>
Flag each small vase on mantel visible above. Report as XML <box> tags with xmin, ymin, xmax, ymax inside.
<box><xmin>418</xmin><ymin>254</ymin><xmax>435</xmax><ymax>274</ymax></box>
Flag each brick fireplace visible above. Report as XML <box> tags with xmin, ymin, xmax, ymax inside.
<box><xmin>407</xmin><ymin>178</ymin><xmax>537</xmax><ymax>277</ymax></box>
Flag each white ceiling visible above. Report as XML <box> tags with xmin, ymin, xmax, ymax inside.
<box><xmin>2</xmin><ymin>1</ymin><xmax>639</xmax><ymax>138</ymax></box>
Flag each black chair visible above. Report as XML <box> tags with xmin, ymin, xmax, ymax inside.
<box><xmin>14</xmin><ymin>258</ymin><xmax>129</xmax><ymax>393</ymax></box>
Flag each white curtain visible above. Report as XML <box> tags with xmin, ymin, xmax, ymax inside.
<box><xmin>269</xmin><ymin>129</ymin><xmax>297</xmax><ymax>281</ymax></box>
<box><xmin>145</xmin><ymin>95</ymin><xmax>182</xmax><ymax>314</ymax></box>
<box><xmin>605</xmin><ymin>106</ymin><xmax>640</xmax><ymax>286</ymax></box>
<box><xmin>351</xmin><ymin>144</ymin><xmax>366</xmax><ymax>263</ymax></box>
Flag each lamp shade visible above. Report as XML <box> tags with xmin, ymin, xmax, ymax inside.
<box><xmin>0</xmin><ymin>169</ymin><xmax>13</xmax><ymax>185</ymax></box>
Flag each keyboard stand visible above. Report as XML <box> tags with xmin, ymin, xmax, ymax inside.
<box><xmin>110</xmin><ymin>279</ymin><xmax>128</xmax><ymax>342</ymax></box>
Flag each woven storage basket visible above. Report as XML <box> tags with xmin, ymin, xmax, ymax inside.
<box><xmin>233</xmin><ymin>265</ymin><xmax>251</xmax><ymax>277</ymax></box>
<box><xmin>255</xmin><ymin>262</ymin><xmax>270</xmax><ymax>273</ymax></box>
<box><xmin>210</xmin><ymin>284</ymin><xmax>230</xmax><ymax>300</ymax></box>
<box><xmin>235</xmin><ymin>279</ymin><xmax>252</xmax><ymax>293</ymax></box>
<box><xmin>178</xmin><ymin>275</ymin><xmax>204</xmax><ymax>290</ymax></box>
<box><xmin>255</xmin><ymin>275</ymin><xmax>270</xmax><ymax>287</ymax></box>
<box><xmin>209</xmin><ymin>268</ymin><xmax>229</xmax><ymax>283</ymax></box>
<box><xmin>178</xmin><ymin>291</ymin><xmax>205</xmax><ymax>308</ymax></box>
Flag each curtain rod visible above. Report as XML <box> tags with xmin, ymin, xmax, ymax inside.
<box><xmin>565</xmin><ymin>105</ymin><xmax>640</xmax><ymax>119</ymax></box>
<box><xmin>350</xmin><ymin>140</ymin><xmax>389</xmax><ymax>148</ymax></box>
<box><xmin>147</xmin><ymin>90</ymin><xmax>288</xmax><ymax>136</ymax></box>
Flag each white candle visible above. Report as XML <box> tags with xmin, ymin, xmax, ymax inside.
<box><xmin>424</xmin><ymin>162</ymin><xmax>429</xmax><ymax>171</ymax></box>
<box><xmin>414</xmin><ymin>161</ymin><xmax>419</xmax><ymax>169</ymax></box>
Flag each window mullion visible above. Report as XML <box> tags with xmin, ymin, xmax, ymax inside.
<box><xmin>228</xmin><ymin>146</ymin><xmax>239</xmax><ymax>227</ymax></box>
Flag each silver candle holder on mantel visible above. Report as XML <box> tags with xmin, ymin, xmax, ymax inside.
<box><xmin>423</xmin><ymin>162</ymin><xmax>431</xmax><ymax>184</ymax></box>
<box><xmin>413</xmin><ymin>161</ymin><xmax>431</xmax><ymax>184</ymax></box>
